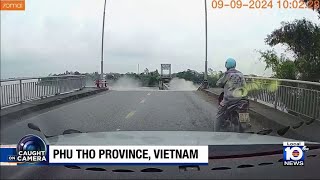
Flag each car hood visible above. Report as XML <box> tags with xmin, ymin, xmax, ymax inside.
<box><xmin>45</xmin><ymin>131</ymin><xmax>316</xmax><ymax>145</ymax></box>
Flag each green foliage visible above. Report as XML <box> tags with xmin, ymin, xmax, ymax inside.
<box><xmin>258</xmin><ymin>16</ymin><xmax>320</xmax><ymax>119</ymax></box>
<box><xmin>262</xmin><ymin>19</ymin><xmax>320</xmax><ymax>81</ymax></box>
<box><xmin>276</xmin><ymin>61</ymin><xmax>297</xmax><ymax>80</ymax></box>
<box><xmin>208</xmin><ymin>70</ymin><xmax>223</xmax><ymax>88</ymax></box>
<box><xmin>84</xmin><ymin>72</ymin><xmax>100</xmax><ymax>81</ymax></box>
<box><xmin>174</xmin><ymin>69</ymin><xmax>223</xmax><ymax>88</ymax></box>
<box><xmin>122</xmin><ymin>70</ymin><xmax>160</xmax><ymax>87</ymax></box>
<box><xmin>49</xmin><ymin>69</ymin><xmax>219</xmax><ymax>88</ymax></box>
<box><xmin>139</xmin><ymin>70</ymin><xmax>160</xmax><ymax>87</ymax></box>
<box><xmin>175</xmin><ymin>69</ymin><xmax>203</xmax><ymax>84</ymax></box>
<box><xmin>258</xmin><ymin>49</ymin><xmax>298</xmax><ymax>79</ymax></box>
<box><xmin>147</xmin><ymin>75</ymin><xmax>159</xmax><ymax>86</ymax></box>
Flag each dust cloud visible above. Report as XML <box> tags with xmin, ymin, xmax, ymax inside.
<box><xmin>110</xmin><ymin>76</ymin><xmax>143</xmax><ymax>91</ymax></box>
<box><xmin>168</xmin><ymin>78</ymin><xmax>199</xmax><ymax>91</ymax></box>
<box><xmin>110</xmin><ymin>76</ymin><xmax>142</xmax><ymax>90</ymax></box>
<box><xmin>107</xmin><ymin>76</ymin><xmax>199</xmax><ymax>91</ymax></box>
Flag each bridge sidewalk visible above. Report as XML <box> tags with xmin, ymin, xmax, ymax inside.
<box><xmin>203</xmin><ymin>88</ymin><xmax>320</xmax><ymax>142</ymax></box>
<box><xmin>1</xmin><ymin>87</ymin><xmax>107</xmax><ymax>121</ymax></box>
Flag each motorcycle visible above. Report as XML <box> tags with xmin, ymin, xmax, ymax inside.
<box><xmin>217</xmin><ymin>92</ymin><xmax>250</xmax><ymax>132</ymax></box>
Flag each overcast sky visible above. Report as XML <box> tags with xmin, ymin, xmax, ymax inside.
<box><xmin>1</xmin><ymin>0</ymin><xmax>319</xmax><ymax>79</ymax></box>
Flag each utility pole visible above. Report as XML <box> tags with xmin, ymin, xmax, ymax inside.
<box><xmin>138</xmin><ymin>64</ymin><xmax>140</xmax><ymax>74</ymax></box>
<box><xmin>100</xmin><ymin>0</ymin><xmax>107</xmax><ymax>81</ymax></box>
<box><xmin>203</xmin><ymin>0</ymin><xmax>208</xmax><ymax>89</ymax></box>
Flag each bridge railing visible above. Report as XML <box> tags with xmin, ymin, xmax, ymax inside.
<box><xmin>244</xmin><ymin>76</ymin><xmax>320</xmax><ymax>121</ymax></box>
<box><xmin>0</xmin><ymin>75</ymin><xmax>86</xmax><ymax>108</ymax></box>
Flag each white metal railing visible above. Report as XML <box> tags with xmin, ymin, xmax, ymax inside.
<box><xmin>0</xmin><ymin>75</ymin><xmax>86</xmax><ymax>108</ymax></box>
<box><xmin>244</xmin><ymin>76</ymin><xmax>320</xmax><ymax>121</ymax></box>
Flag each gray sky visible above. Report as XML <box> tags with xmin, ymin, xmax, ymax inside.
<box><xmin>1</xmin><ymin>0</ymin><xmax>319</xmax><ymax>79</ymax></box>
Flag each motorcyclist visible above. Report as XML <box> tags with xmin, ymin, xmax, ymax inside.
<box><xmin>215</xmin><ymin>58</ymin><xmax>247</xmax><ymax>131</ymax></box>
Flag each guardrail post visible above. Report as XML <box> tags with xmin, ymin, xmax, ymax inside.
<box><xmin>55</xmin><ymin>77</ymin><xmax>59</xmax><ymax>95</ymax></box>
<box><xmin>58</xmin><ymin>78</ymin><xmax>61</xmax><ymax>94</ymax></box>
<box><xmin>80</xmin><ymin>77</ymin><xmax>82</xmax><ymax>89</ymax></box>
<box><xmin>19</xmin><ymin>79</ymin><xmax>23</xmax><ymax>104</ymax></box>
<box><xmin>81</xmin><ymin>76</ymin><xmax>85</xmax><ymax>89</ymax></box>
<box><xmin>274</xmin><ymin>80</ymin><xmax>278</xmax><ymax>109</ymax></box>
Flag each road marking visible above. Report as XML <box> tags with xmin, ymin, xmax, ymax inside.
<box><xmin>147</xmin><ymin>93</ymin><xmax>151</xmax><ymax>95</ymax></box>
<box><xmin>140</xmin><ymin>99</ymin><xmax>146</xmax><ymax>103</ymax></box>
<box><xmin>125</xmin><ymin>111</ymin><xmax>136</xmax><ymax>119</ymax></box>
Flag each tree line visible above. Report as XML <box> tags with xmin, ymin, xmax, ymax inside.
<box><xmin>255</xmin><ymin>3</ymin><xmax>320</xmax><ymax>120</ymax></box>
<box><xmin>258</xmin><ymin>1</ymin><xmax>320</xmax><ymax>82</ymax></box>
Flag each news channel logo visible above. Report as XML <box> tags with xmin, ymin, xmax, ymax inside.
<box><xmin>8</xmin><ymin>134</ymin><xmax>47</xmax><ymax>163</ymax></box>
<box><xmin>283</xmin><ymin>142</ymin><xmax>309</xmax><ymax>166</ymax></box>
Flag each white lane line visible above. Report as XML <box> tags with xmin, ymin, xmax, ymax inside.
<box><xmin>140</xmin><ymin>99</ymin><xmax>146</xmax><ymax>103</ymax></box>
<box><xmin>147</xmin><ymin>93</ymin><xmax>151</xmax><ymax>96</ymax></box>
<box><xmin>125</xmin><ymin>111</ymin><xmax>136</xmax><ymax>119</ymax></box>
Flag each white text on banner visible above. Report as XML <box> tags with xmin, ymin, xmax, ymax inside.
<box><xmin>49</xmin><ymin>146</ymin><xmax>208</xmax><ymax>164</ymax></box>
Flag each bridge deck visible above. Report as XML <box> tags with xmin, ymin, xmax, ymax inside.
<box><xmin>1</xmin><ymin>88</ymin><xmax>318</xmax><ymax>145</ymax></box>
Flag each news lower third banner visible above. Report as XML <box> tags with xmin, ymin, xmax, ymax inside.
<box><xmin>0</xmin><ymin>145</ymin><xmax>208</xmax><ymax>165</ymax></box>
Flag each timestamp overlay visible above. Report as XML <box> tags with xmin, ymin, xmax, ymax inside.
<box><xmin>211</xmin><ymin>0</ymin><xmax>320</xmax><ymax>10</ymax></box>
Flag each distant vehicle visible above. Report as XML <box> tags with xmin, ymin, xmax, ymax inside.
<box><xmin>95</xmin><ymin>79</ymin><xmax>108</xmax><ymax>89</ymax></box>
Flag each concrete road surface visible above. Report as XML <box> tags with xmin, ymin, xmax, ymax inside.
<box><xmin>1</xmin><ymin>89</ymin><xmax>266</xmax><ymax>144</ymax></box>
